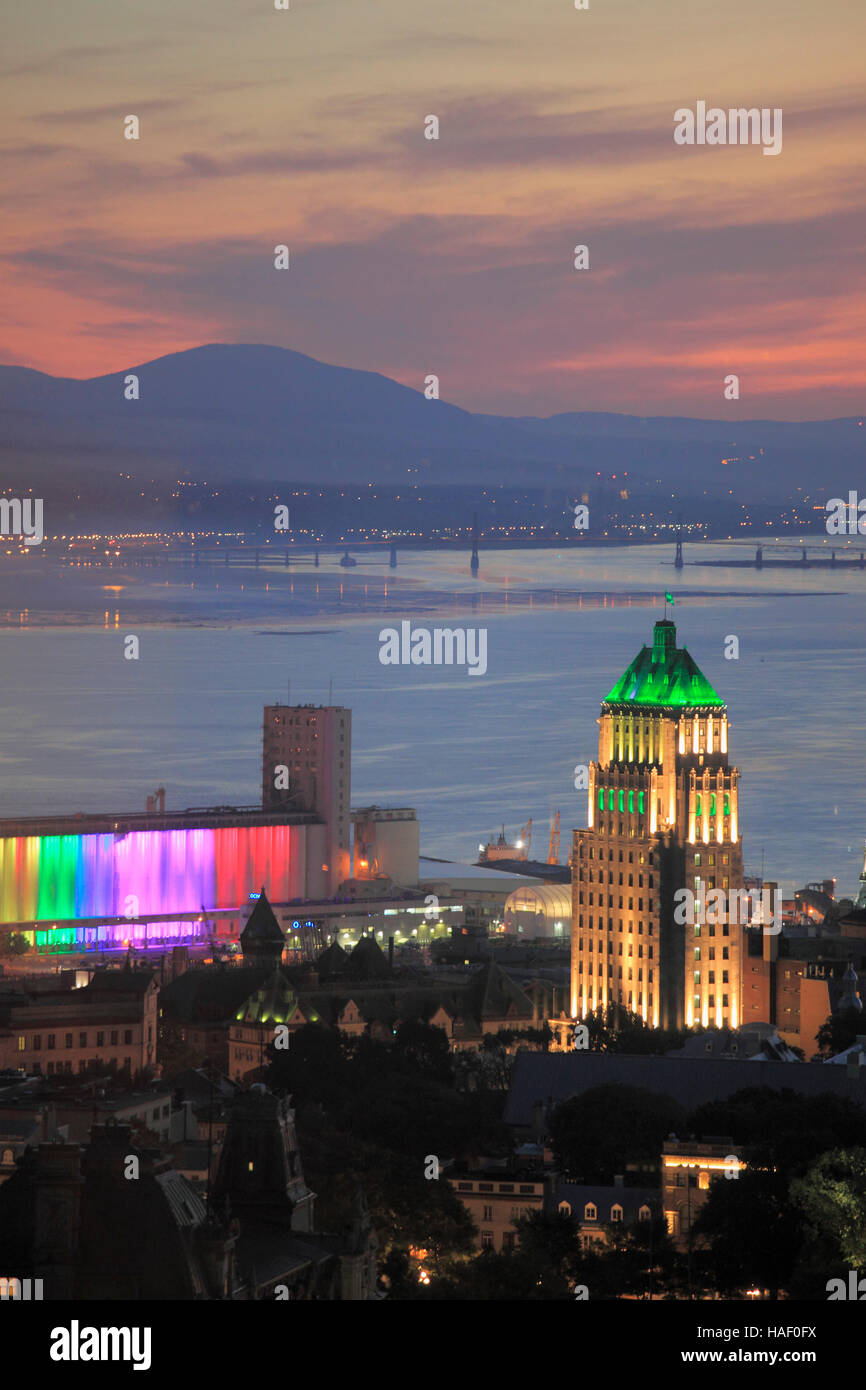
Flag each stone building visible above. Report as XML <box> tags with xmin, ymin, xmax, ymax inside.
<box><xmin>0</xmin><ymin>969</ymin><xmax>157</xmax><ymax>1077</ymax></box>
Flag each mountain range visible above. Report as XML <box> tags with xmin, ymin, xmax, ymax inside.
<box><xmin>0</xmin><ymin>343</ymin><xmax>861</xmax><ymax>506</ymax></box>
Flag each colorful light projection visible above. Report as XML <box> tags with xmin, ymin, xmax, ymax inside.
<box><xmin>30</xmin><ymin>917</ymin><xmax>211</xmax><ymax>954</ymax></box>
<box><xmin>0</xmin><ymin>824</ymin><xmax>300</xmax><ymax>924</ymax></box>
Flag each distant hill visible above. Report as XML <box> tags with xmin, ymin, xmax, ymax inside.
<box><xmin>0</xmin><ymin>343</ymin><xmax>861</xmax><ymax>505</ymax></box>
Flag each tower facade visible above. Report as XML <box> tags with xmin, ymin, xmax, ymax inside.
<box><xmin>212</xmin><ymin>1085</ymin><xmax>316</xmax><ymax>1234</ymax></box>
<box><xmin>262</xmin><ymin>703</ymin><xmax>351</xmax><ymax>891</ymax></box>
<box><xmin>571</xmin><ymin>620</ymin><xmax>744</xmax><ymax>1031</ymax></box>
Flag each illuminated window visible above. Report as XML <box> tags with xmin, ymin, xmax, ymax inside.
<box><xmin>611</xmin><ymin>1204</ymin><xmax>623</xmax><ymax>1223</ymax></box>
<box><xmin>584</xmin><ymin>1203</ymin><xmax>597</xmax><ymax>1221</ymax></box>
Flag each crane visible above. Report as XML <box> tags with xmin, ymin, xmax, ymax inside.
<box><xmin>548</xmin><ymin>811</ymin><xmax>560</xmax><ymax>865</ymax></box>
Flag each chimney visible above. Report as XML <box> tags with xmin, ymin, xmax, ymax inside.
<box><xmin>614</xmin><ymin>1174</ymin><xmax>624</xmax><ymax>1188</ymax></box>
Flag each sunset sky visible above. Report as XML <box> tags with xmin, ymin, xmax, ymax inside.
<box><xmin>1</xmin><ymin>0</ymin><xmax>864</xmax><ymax>417</ymax></box>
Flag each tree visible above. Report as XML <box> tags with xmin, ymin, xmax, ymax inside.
<box><xmin>791</xmin><ymin>1147</ymin><xmax>866</xmax><ymax>1270</ymax></box>
<box><xmin>579</xmin><ymin>1003</ymin><xmax>692</xmax><ymax>1055</ymax></box>
<box><xmin>687</xmin><ymin>1088</ymin><xmax>866</xmax><ymax>1178</ymax></box>
<box><xmin>156</xmin><ymin>1025</ymin><xmax>206</xmax><ymax>1081</ymax></box>
<box><xmin>511</xmin><ymin>1210</ymin><xmax>581</xmax><ymax>1297</ymax></box>
<box><xmin>549</xmin><ymin>1084</ymin><xmax>685</xmax><ymax>1181</ymax></box>
<box><xmin>691</xmin><ymin>1164</ymin><xmax>803</xmax><ymax>1298</ymax></box>
<box><xmin>296</xmin><ymin>1108</ymin><xmax>475</xmax><ymax>1278</ymax></box>
<box><xmin>265</xmin><ymin>1021</ymin><xmax>353</xmax><ymax>1109</ymax></box>
<box><xmin>592</xmin><ymin>1216</ymin><xmax>680</xmax><ymax>1300</ymax></box>
<box><xmin>427</xmin><ymin>1250</ymin><xmax>544</xmax><ymax>1300</ymax></box>
<box><xmin>815</xmin><ymin>1009</ymin><xmax>864</xmax><ymax>1058</ymax></box>
<box><xmin>0</xmin><ymin>932</ymin><xmax>30</xmax><ymax>958</ymax></box>
<box><xmin>392</xmin><ymin>1019</ymin><xmax>453</xmax><ymax>1083</ymax></box>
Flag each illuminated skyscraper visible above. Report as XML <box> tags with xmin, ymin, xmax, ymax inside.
<box><xmin>570</xmin><ymin>620</ymin><xmax>743</xmax><ymax>1031</ymax></box>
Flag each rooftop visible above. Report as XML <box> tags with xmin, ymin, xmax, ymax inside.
<box><xmin>603</xmin><ymin>620</ymin><xmax>725</xmax><ymax>710</ymax></box>
<box><xmin>0</xmin><ymin>805</ymin><xmax>319</xmax><ymax>839</ymax></box>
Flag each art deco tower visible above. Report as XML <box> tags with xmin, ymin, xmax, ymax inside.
<box><xmin>571</xmin><ymin>619</ymin><xmax>744</xmax><ymax>1031</ymax></box>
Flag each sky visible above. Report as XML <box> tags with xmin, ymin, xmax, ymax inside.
<box><xmin>1</xmin><ymin>0</ymin><xmax>865</xmax><ymax>418</ymax></box>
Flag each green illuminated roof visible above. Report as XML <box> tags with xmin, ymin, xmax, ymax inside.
<box><xmin>235</xmin><ymin>969</ymin><xmax>299</xmax><ymax>1024</ymax></box>
<box><xmin>603</xmin><ymin>621</ymin><xmax>725</xmax><ymax>709</ymax></box>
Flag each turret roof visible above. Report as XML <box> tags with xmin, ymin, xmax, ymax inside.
<box><xmin>241</xmin><ymin>890</ymin><xmax>285</xmax><ymax>946</ymax></box>
<box><xmin>604</xmin><ymin>621</ymin><xmax>724</xmax><ymax>709</ymax></box>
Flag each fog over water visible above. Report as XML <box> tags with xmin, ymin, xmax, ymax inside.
<box><xmin>0</xmin><ymin>540</ymin><xmax>863</xmax><ymax>897</ymax></box>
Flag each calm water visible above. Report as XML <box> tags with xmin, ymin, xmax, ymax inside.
<box><xmin>0</xmin><ymin>540</ymin><xmax>863</xmax><ymax>896</ymax></box>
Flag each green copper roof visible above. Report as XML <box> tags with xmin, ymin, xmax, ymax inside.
<box><xmin>603</xmin><ymin>621</ymin><xmax>725</xmax><ymax>709</ymax></box>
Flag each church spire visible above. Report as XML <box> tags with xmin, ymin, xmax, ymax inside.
<box><xmin>855</xmin><ymin>844</ymin><xmax>866</xmax><ymax>911</ymax></box>
<box><xmin>838</xmin><ymin>959</ymin><xmax>863</xmax><ymax>1014</ymax></box>
<box><xmin>240</xmin><ymin>889</ymin><xmax>285</xmax><ymax>966</ymax></box>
